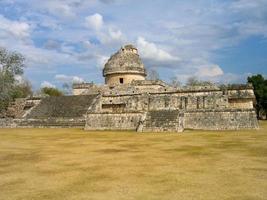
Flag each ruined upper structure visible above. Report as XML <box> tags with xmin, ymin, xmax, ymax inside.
<box><xmin>103</xmin><ymin>44</ymin><xmax>146</xmax><ymax>85</ymax></box>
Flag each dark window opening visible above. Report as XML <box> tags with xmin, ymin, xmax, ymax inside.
<box><xmin>119</xmin><ymin>78</ymin><xmax>124</xmax><ymax>84</ymax></box>
<box><xmin>179</xmin><ymin>97</ymin><xmax>183</xmax><ymax>109</ymax></box>
<box><xmin>185</xmin><ymin>97</ymin><xmax>188</xmax><ymax>109</ymax></box>
<box><xmin>165</xmin><ymin>98</ymin><xmax>170</xmax><ymax>107</ymax></box>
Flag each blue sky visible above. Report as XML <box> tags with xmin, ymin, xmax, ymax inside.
<box><xmin>0</xmin><ymin>0</ymin><xmax>266</xmax><ymax>89</ymax></box>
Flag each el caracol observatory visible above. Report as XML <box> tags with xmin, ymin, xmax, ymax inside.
<box><xmin>2</xmin><ymin>44</ymin><xmax>259</xmax><ymax>132</ymax></box>
<box><xmin>103</xmin><ymin>44</ymin><xmax>147</xmax><ymax>85</ymax></box>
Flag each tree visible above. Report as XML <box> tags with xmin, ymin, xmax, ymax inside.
<box><xmin>186</xmin><ymin>76</ymin><xmax>200</xmax><ymax>86</ymax></box>
<box><xmin>0</xmin><ymin>47</ymin><xmax>26</xmax><ymax>115</ymax></box>
<box><xmin>186</xmin><ymin>76</ymin><xmax>213</xmax><ymax>86</ymax></box>
<box><xmin>147</xmin><ymin>69</ymin><xmax>160</xmax><ymax>81</ymax></box>
<box><xmin>41</xmin><ymin>87</ymin><xmax>63</xmax><ymax>96</ymax></box>
<box><xmin>169</xmin><ymin>76</ymin><xmax>181</xmax><ymax>87</ymax></box>
<box><xmin>12</xmin><ymin>80</ymin><xmax>33</xmax><ymax>99</ymax></box>
<box><xmin>62</xmin><ymin>82</ymin><xmax>71</xmax><ymax>95</ymax></box>
<box><xmin>248</xmin><ymin>74</ymin><xmax>267</xmax><ymax>119</ymax></box>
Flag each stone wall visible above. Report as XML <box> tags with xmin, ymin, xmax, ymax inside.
<box><xmin>184</xmin><ymin>109</ymin><xmax>258</xmax><ymax>130</ymax></box>
<box><xmin>0</xmin><ymin>118</ymin><xmax>17</xmax><ymax>128</ymax></box>
<box><xmin>228</xmin><ymin>99</ymin><xmax>253</xmax><ymax>109</ymax></box>
<box><xmin>100</xmin><ymin>94</ymin><xmax>148</xmax><ymax>113</ymax></box>
<box><xmin>99</xmin><ymin>92</ymin><xmax>229</xmax><ymax>113</ymax></box>
<box><xmin>73</xmin><ymin>83</ymin><xmax>104</xmax><ymax>95</ymax></box>
<box><xmin>85</xmin><ymin>113</ymin><xmax>143</xmax><ymax>131</ymax></box>
<box><xmin>105</xmin><ymin>73</ymin><xmax>145</xmax><ymax>85</ymax></box>
<box><xmin>17</xmin><ymin>118</ymin><xmax>85</xmax><ymax>128</ymax></box>
<box><xmin>0</xmin><ymin>118</ymin><xmax>85</xmax><ymax>128</ymax></box>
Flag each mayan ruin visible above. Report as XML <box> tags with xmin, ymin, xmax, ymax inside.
<box><xmin>0</xmin><ymin>45</ymin><xmax>259</xmax><ymax>132</ymax></box>
<box><xmin>2</xmin><ymin>1</ymin><xmax>267</xmax><ymax>199</ymax></box>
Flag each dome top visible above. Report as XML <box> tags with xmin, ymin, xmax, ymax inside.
<box><xmin>123</xmin><ymin>44</ymin><xmax>137</xmax><ymax>50</ymax></box>
<box><xmin>103</xmin><ymin>44</ymin><xmax>146</xmax><ymax>77</ymax></box>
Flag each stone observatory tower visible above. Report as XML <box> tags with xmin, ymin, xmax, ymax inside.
<box><xmin>103</xmin><ymin>44</ymin><xmax>147</xmax><ymax>85</ymax></box>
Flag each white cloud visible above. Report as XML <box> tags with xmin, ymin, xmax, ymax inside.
<box><xmin>44</xmin><ymin>40</ymin><xmax>61</xmax><ymax>50</ymax></box>
<box><xmin>84</xmin><ymin>13</ymin><xmax>125</xmax><ymax>44</ymax></box>
<box><xmin>108</xmin><ymin>28</ymin><xmax>123</xmax><ymax>41</ymax></box>
<box><xmin>197</xmin><ymin>64</ymin><xmax>224</xmax><ymax>77</ymax></box>
<box><xmin>0</xmin><ymin>15</ymin><xmax>31</xmax><ymax>39</ymax></box>
<box><xmin>37</xmin><ymin>1</ymin><xmax>75</xmax><ymax>18</ymax></box>
<box><xmin>55</xmin><ymin>74</ymin><xmax>84</xmax><ymax>83</ymax></box>
<box><xmin>72</xmin><ymin>76</ymin><xmax>84</xmax><ymax>83</ymax></box>
<box><xmin>85</xmin><ymin>13</ymin><xmax>103</xmax><ymax>30</ymax></box>
<box><xmin>82</xmin><ymin>40</ymin><xmax>93</xmax><ymax>49</ymax></box>
<box><xmin>41</xmin><ymin>81</ymin><xmax>56</xmax><ymax>88</ymax></box>
<box><xmin>96</xmin><ymin>55</ymin><xmax>109</xmax><ymax>69</ymax></box>
<box><xmin>212</xmin><ymin>73</ymin><xmax>251</xmax><ymax>84</ymax></box>
<box><xmin>137</xmin><ymin>37</ymin><xmax>180</xmax><ymax>62</ymax></box>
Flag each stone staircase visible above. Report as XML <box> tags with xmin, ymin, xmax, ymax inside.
<box><xmin>142</xmin><ymin>110</ymin><xmax>184</xmax><ymax>132</ymax></box>
<box><xmin>19</xmin><ymin>95</ymin><xmax>97</xmax><ymax>128</ymax></box>
<box><xmin>6</xmin><ymin>98</ymin><xmax>27</xmax><ymax>118</ymax></box>
<box><xmin>26</xmin><ymin>95</ymin><xmax>97</xmax><ymax>119</ymax></box>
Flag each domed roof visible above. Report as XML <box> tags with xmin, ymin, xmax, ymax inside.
<box><xmin>103</xmin><ymin>44</ymin><xmax>146</xmax><ymax>77</ymax></box>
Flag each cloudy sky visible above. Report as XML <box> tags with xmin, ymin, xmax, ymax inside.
<box><xmin>0</xmin><ymin>0</ymin><xmax>267</xmax><ymax>89</ymax></box>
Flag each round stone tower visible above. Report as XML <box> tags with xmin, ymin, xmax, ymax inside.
<box><xmin>103</xmin><ymin>44</ymin><xmax>147</xmax><ymax>85</ymax></box>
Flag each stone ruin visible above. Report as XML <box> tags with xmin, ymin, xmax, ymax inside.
<box><xmin>0</xmin><ymin>44</ymin><xmax>259</xmax><ymax>132</ymax></box>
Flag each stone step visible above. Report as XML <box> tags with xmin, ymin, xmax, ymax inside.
<box><xmin>18</xmin><ymin>118</ymin><xmax>86</xmax><ymax>128</ymax></box>
<box><xmin>26</xmin><ymin>95</ymin><xmax>97</xmax><ymax>119</ymax></box>
<box><xmin>142</xmin><ymin>110</ymin><xmax>183</xmax><ymax>132</ymax></box>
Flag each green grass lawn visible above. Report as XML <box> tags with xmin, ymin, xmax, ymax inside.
<box><xmin>0</xmin><ymin>122</ymin><xmax>267</xmax><ymax>200</ymax></box>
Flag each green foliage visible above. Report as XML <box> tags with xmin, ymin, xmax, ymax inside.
<box><xmin>0</xmin><ymin>47</ymin><xmax>28</xmax><ymax>116</ymax></box>
<box><xmin>11</xmin><ymin>80</ymin><xmax>33</xmax><ymax>99</ymax></box>
<box><xmin>41</xmin><ymin>87</ymin><xmax>63</xmax><ymax>96</ymax></box>
<box><xmin>248</xmin><ymin>74</ymin><xmax>267</xmax><ymax>119</ymax></box>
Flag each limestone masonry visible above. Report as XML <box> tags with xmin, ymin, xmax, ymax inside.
<box><xmin>1</xmin><ymin>45</ymin><xmax>259</xmax><ymax>132</ymax></box>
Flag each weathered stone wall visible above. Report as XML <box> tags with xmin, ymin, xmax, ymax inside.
<box><xmin>98</xmin><ymin>92</ymin><xmax>230</xmax><ymax>114</ymax></box>
<box><xmin>227</xmin><ymin>89</ymin><xmax>255</xmax><ymax>99</ymax></box>
<box><xmin>17</xmin><ymin>118</ymin><xmax>85</xmax><ymax>128</ymax></box>
<box><xmin>147</xmin><ymin>93</ymin><xmax>228</xmax><ymax>111</ymax></box>
<box><xmin>73</xmin><ymin>83</ymin><xmax>105</xmax><ymax>95</ymax></box>
<box><xmin>85</xmin><ymin>113</ymin><xmax>143</xmax><ymax>130</ymax></box>
<box><xmin>100</xmin><ymin>94</ymin><xmax>148</xmax><ymax>113</ymax></box>
<box><xmin>184</xmin><ymin>109</ymin><xmax>258</xmax><ymax>130</ymax></box>
<box><xmin>105</xmin><ymin>73</ymin><xmax>145</xmax><ymax>85</ymax></box>
<box><xmin>73</xmin><ymin>88</ymin><xmax>92</xmax><ymax>95</ymax></box>
<box><xmin>0</xmin><ymin>118</ymin><xmax>17</xmax><ymax>128</ymax></box>
<box><xmin>0</xmin><ymin>118</ymin><xmax>85</xmax><ymax>128</ymax></box>
<box><xmin>228</xmin><ymin>99</ymin><xmax>253</xmax><ymax>109</ymax></box>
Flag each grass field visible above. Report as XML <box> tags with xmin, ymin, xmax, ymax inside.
<box><xmin>0</xmin><ymin>122</ymin><xmax>267</xmax><ymax>200</ymax></box>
